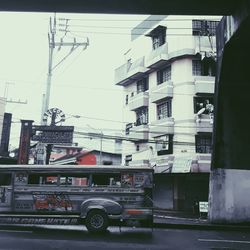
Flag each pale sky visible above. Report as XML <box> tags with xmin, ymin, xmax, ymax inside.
<box><xmin>0</xmin><ymin>12</ymin><xmax>148</xmax><ymax>151</ymax></box>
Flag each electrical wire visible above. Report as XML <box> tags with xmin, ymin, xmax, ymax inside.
<box><xmin>59</xmin><ymin>24</ymin><xmax>195</xmax><ymax>30</ymax></box>
<box><xmin>58</xmin><ymin>18</ymin><xmax>221</xmax><ymax>22</ymax></box>
<box><xmin>57</xmin><ymin>29</ymin><xmax>204</xmax><ymax>37</ymax></box>
<box><xmin>67</xmin><ymin>112</ymin><xmax>214</xmax><ymax>129</ymax></box>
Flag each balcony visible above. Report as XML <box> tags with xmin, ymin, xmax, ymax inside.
<box><xmin>145</xmin><ymin>43</ymin><xmax>168</xmax><ymax>69</ymax></box>
<box><xmin>196</xmin><ymin>114</ymin><xmax>213</xmax><ymax>133</ymax></box>
<box><xmin>191</xmin><ymin>154</ymin><xmax>211</xmax><ymax>173</ymax></box>
<box><xmin>128</xmin><ymin>92</ymin><xmax>149</xmax><ymax>111</ymax></box>
<box><xmin>114</xmin><ymin>57</ymin><xmax>147</xmax><ymax>86</ymax></box>
<box><xmin>150</xmin><ymin>155</ymin><xmax>174</xmax><ymax>173</ymax></box>
<box><xmin>194</xmin><ymin>76</ymin><xmax>215</xmax><ymax>94</ymax></box>
<box><xmin>194</xmin><ymin>36</ymin><xmax>216</xmax><ymax>55</ymax></box>
<box><xmin>151</xmin><ymin>81</ymin><xmax>173</xmax><ymax>103</ymax></box>
<box><xmin>127</xmin><ymin>124</ymin><xmax>149</xmax><ymax>141</ymax></box>
<box><xmin>150</xmin><ymin>117</ymin><xmax>174</xmax><ymax>138</ymax></box>
<box><xmin>129</xmin><ymin>159</ymin><xmax>150</xmax><ymax>167</ymax></box>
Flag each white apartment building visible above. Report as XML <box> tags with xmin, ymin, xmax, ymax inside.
<box><xmin>114</xmin><ymin>15</ymin><xmax>220</xmax><ymax>210</ymax></box>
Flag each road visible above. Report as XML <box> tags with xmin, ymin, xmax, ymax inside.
<box><xmin>0</xmin><ymin>225</ymin><xmax>250</xmax><ymax>249</ymax></box>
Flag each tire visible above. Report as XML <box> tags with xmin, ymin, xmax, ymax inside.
<box><xmin>86</xmin><ymin>210</ymin><xmax>109</xmax><ymax>232</ymax></box>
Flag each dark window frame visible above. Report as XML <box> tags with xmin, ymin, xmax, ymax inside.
<box><xmin>135</xmin><ymin>106</ymin><xmax>148</xmax><ymax>126</ymax></box>
<box><xmin>155</xmin><ymin>134</ymin><xmax>173</xmax><ymax>156</ymax></box>
<box><xmin>0</xmin><ymin>173</ymin><xmax>12</xmax><ymax>185</ymax></box>
<box><xmin>157</xmin><ymin>99</ymin><xmax>172</xmax><ymax>119</ymax></box>
<box><xmin>157</xmin><ymin>65</ymin><xmax>171</xmax><ymax>84</ymax></box>
<box><xmin>192</xmin><ymin>57</ymin><xmax>216</xmax><ymax>76</ymax></box>
<box><xmin>136</xmin><ymin>77</ymin><xmax>149</xmax><ymax>94</ymax></box>
<box><xmin>125</xmin><ymin>154</ymin><xmax>132</xmax><ymax>166</ymax></box>
<box><xmin>195</xmin><ymin>133</ymin><xmax>212</xmax><ymax>153</ymax></box>
<box><xmin>192</xmin><ymin>20</ymin><xmax>219</xmax><ymax>36</ymax></box>
<box><xmin>147</xmin><ymin>25</ymin><xmax>167</xmax><ymax>50</ymax></box>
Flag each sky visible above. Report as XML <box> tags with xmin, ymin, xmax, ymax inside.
<box><xmin>0</xmin><ymin>12</ymin><xmax>149</xmax><ymax>151</ymax></box>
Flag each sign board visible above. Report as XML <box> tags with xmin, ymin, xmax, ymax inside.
<box><xmin>36</xmin><ymin>143</ymin><xmax>46</xmax><ymax>164</ymax></box>
<box><xmin>32</xmin><ymin>126</ymin><xmax>74</xmax><ymax>144</ymax></box>
<box><xmin>199</xmin><ymin>201</ymin><xmax>208</xmax><ymax>213</ymax></box>
<box><xmin>172</xmin><ymin>155</ymin><xmax>192</xmax><ymax>173</ymax></box>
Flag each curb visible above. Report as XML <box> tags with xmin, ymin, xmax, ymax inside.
<box><xmin>153</xmin><ymin>222</ymin><xmax>250</xmax><ymax>231</ymax></box>
<box><xmin>153</xmin><ymin>218</ymin><xmax>250</xmax><ymax>232</ymax></box>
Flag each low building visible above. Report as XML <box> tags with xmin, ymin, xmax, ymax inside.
<box><xmin>50</xmin><ymin>145</ymin><xmax>122</xmax><ymax>166</ymax></box>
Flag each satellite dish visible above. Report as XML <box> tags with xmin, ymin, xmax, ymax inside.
<box><xmin>197</xmin><ymin>108</ymin><xmax>205</xmax><ymax>115</ymax></box>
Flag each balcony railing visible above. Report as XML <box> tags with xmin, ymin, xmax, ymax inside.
<box><xmin>196</xmin><ymin>114</ymin><xmax>213</xmax><ymax>133</ymax></box>
<box><xmin>194</xmin><ymin>36</ymin><xmax>216</xmax><ymax>54</ymax></box>
<box><xmin>114</xmin><ymin>57</ymin><xmax>147</xmax><ymax>86</ymax></box>
<box><xmin>128</xmin><ymin>92</ymin><xmax>149</xmax><ymax>111</ymax></box>
<box><xmin>126</xmin><ymin>124</ymin><xmax>149</xmax><ymax>141</ymax></box>
<box><xmin>150</xmin><ymin>117</ymin><xmax>174</xmax><ymax>138</ymax></box>
<box><xmin>151</xmin><ymin>81</ymin><xmax>173</xmax><ymax>103</ymax></box>
<box><xmin>195</xmin><ymin>76</ymin><xmax>215</xmax><ymax>94</ymax></box>
<box><xmin>191</xmin><ymin>153</ymin><xmax>211</xmax><ymax>173</ymax></box>
<box><xmin>145</xmin><ymin>43</ymin><xmax>168</xmax><ymax>69</ymax></box>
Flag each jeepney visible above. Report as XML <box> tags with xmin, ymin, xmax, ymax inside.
<box><xmin>0</xmin><ymin>165</ymin><xmax>153</xmax><ymax>232</ymax></box>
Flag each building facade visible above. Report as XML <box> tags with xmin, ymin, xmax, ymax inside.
<box><xmin>114</xmin><ymin>15</ymin><xmax>220</xmax><ymax>211</ymax></box>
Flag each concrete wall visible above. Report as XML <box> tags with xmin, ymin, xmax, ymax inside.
<box><xmin>209</xmin><ymin>169</ymin><xmax>250</xmax><ymax>223</ymax></box>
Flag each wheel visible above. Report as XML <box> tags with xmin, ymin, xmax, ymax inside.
<box><xmin>86</xmin><ymin>210</ymin><xmax>108</xmax><ymax>232</ymax></box>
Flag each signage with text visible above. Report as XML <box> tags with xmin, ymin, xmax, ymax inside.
<box><xmin>32</xmin><ymin>126</ymin><xmax>74</xmax><ymax>144</ymax></box>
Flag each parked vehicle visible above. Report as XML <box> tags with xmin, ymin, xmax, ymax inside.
<box><xmin>0</xmin><ymin>165</ymin><xmax>153</xmax><ymax>232</ymax></box>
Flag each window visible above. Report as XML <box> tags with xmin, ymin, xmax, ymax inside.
<box><xmin>125</xmin><ymin>94</ymin><xmax>128</xmax><ymax>105</ymax></box>
<box><xmin>157</xmin><ymin>100</ymin><xmax>172</xmax><ymax>119</ymax></box>
<box><xmin>202</xmin><ymin>57</ymin><xmax>216</xmax><ymax>76</ymax></box>
<box><xmin>125</xmin><ymin>155</ymin><xmax>132</xmax><ymax>166</ymax></box>
<box><xmin>194</xmin><ymin>96</ymin><xmax>214</xmax><ymax>114</ymax></box>
<box><xmin>192</xmin><ymin>58</ymin><xmax>216</xmax><ymax>76</ymax></box>
<box><xmin>125</xmin><ymin>123</ymin><xmax>133</xmax><ymax>135</ymax></box>
<box><xmin>92</xmin><ymin>174</ymin><xmax>120</xmax><ymax>186</ymax></box>
<box><xmin>196</xmin><ymin>133</ymin><xmax>212</xmax><ymax>153</ymax></box>
<box><xmin>136</xmin><ymin>77</ymin><xmax>148</xmax><ymax>93</ymax></box>
<box><xmin>155</xmin><ymin>135</ymin><xmax>173</xmax><ymax>156</ymax></box>
<box><xmin>135</xmin><ymin>107</ymin><xmax>148</xmax><ymax>126</ymax></box>
<box><xmin>28</xmin><ymin>174</ymin><xmax>58</xmax><ymax>185</ymax></box>
<box><xmin>192</xmin><ymin>60</ymin><xmax>202</xmax><ymax>76</ymax></box>
<box><xmin>192</xmin><ymin>20</ymin><xmax>219</xmax><ymax>36</ymax></box>
<box><xmin>148</xmin><ymin>26</ymin><xmax>166</xmax><ymax>50</ymax></box>
<box><xmin>59</xmin><ymin>174</ymin><xmax>89</xmax><ymax>186</ymax></box>
<box><xmin>0</xmin><ymin>173</ymin><xmax>12</xmax><ymax>185</ymax></box>
<box><xmin>157</xmin><ymin>65</ymin><xmax>171</xmax><ymax>84</ymax></box>
<box><xmin>103</xmin><ymin>160</ymin><xmax>113</xmax><ymax>165</ymax></box>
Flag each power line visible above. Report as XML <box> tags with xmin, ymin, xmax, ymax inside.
<box><xmin>66</xmin><ymin>112</ymin><xmax>214</xmax><ymax>129</ymax></box>
<box><xmin>58</xmin><ymin>18</ymin><xmax>221</xmax><ymax>22</ymax></box>
<box><xmin>59</xmin><ymin>24</ymin><xmax>194</xmax><ymax>30</ymax></box>
<box><xmin>74</xmin><ymin>132</ymin><xmax>197</xmax><ymax>146</ymax></box>
<box><xmin>58</xmin><ymin>29</ymin><xmax>205</xmax><ymax>37</ymax></box>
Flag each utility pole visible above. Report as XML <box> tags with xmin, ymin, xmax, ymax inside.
<box><xmin>41</xmin><ymin>14</ymin><xmax>89</xmax><ymax>124</ymax></box>
<box><xmin>4</xmin><ymin>82</ymin><xmax>27</xmax><ymax>105</ymax></box>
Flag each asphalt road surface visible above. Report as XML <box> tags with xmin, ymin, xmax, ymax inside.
<box><xmin>1</xmin><ymin>225</ymin><xmax>250</xmax><ymax>249</ymax></box>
